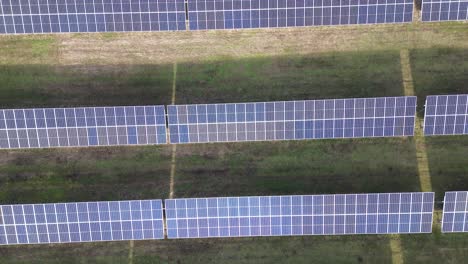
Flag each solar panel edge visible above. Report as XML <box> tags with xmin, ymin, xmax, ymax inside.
<box><xmin>0</xmin><ymin>0</ymin><xmax>422</xmax><ymax>35</ymax></box>
<box><xmin>423</xmin><ymin>94</ymin><xmax>468</xmax><ymax>136</ymax></box>
<box><xmin>187</xmin><ymin>0</ymin><xmax>414</xmax><ymax>30</ymax></box>
<box><xmin>0</xmin><ymin>105</ymin><xmax>167</xmax><ymax>149</ymax></box>
<box><xmin>441</xmin><ymin>191</ymin><xmax>468</xmax><ymax>233</ymax></box>
<box><xmin>0</xmin><ymin>199</ymin><xmax>165</xmax><ymax>245</ymax></box>
<box><xmin>165</xmin><ymin>192</ymin><xmax>434</xmax><ymax>239</ymax></box>
<box><xmin>421</xmin><ymin>0</ymin><xmax>468</xmax><ymax>22</ymax></box>
<box><xmin>0</xmin><ymin>0</ymin><xmax>188</xmax><ymax>35</ymax></box>
<box><xmin>167</xmin><ymin>96</ymin><xmax>417</xmax><ymax>144</ymax></box>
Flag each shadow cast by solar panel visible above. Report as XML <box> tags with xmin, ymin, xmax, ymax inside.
<box><xmin>410</xmin><ymin>47</ymin><xmax>468</xmax><ymax>117</ymax></box>
<box><xmin>0</xmin><ymin>145</ymin><xmax>172</xmax><ymax>203</ymax></box>
<box><xmin>175</xmin><ymin>50</ymin><xmax>406</xmax><ymax>104</ymax></box>
<box><xmin>0</xmin><ymin>50</ymin><xmax>407</xmax><ymax>108</ymax></box>
<box><xmin>0</xmin><ymin>64</ymin><xmax>174</xmax><ymax>108</ymax></box>
<box><xmin>135</xmin><ymin>236</ymin><xmax>395</xmax><ymax>264</ymax></box>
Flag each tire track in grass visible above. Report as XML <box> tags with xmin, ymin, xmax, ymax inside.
<box><xmin>400</xmin><ymin>49</ymin><xmax>433</xmax><ymax>193</ymax></box>
<box><xmin>170</xmin><ymin>62</ymin><xmax>178</xmax><ymax>199</ymax></box>
<box><xmin>389</xmin><ymin>49</ymin><xmax>434</xmax><ymax>264</ymax></box>
<box><xmin>128</xmin><ymin>240</ymin><xmax>134</xmax><ymax>264</ymax></box>
<box><xmin>390</xmin><ymin>234</ymin><xmax>404</xmax><ymax>264</ymax></box>
<box><xmin>128</xmin><ymin>62</ymin><xmax>178</xmax><ymax>263</ymax></box>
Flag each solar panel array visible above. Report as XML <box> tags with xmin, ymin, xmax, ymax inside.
<box><xmin>167</xmin><ymin>96</ymin><xmax>417</xmax><ymax>144</ymax></box>
<box><xmin>423</xmin><ymin>94</ymin><xmax>468</xmax><ymax>136</ymax></box>
<box><xmin>0</xmin><ymin>106</ymin><xmax>167</xmax><ymax>149</ymax></box>
<box><xmin>187</xmin><ymin>0</ymin><xmax>414</xmax><ymax>30</ymax></box>
<box><xmin>0</xmin><ymin>200</ymin><xmax>164</xmax><ymax>245</ymax></box>
<box><xmin>0</xmin><ymin>0</ymin><xmax>186</xmax><ymax>34</ymax></box>
<box><xmin>442</xmin><ymin>191</ymin><xmax>468</xmax><ymax>233</ymax></box>
<box><xmin>421</xmin><ymin>0</ymin><xmax>468</xmax><ymax>22</ymax></box>
<box><xmin>165</xmin><ymin>192</ymin><xmax>434</xmax><ymax>239</ymax></box>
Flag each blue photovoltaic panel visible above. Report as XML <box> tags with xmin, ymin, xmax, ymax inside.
<box><xmin>423</xmin><ymin>94</ymin><xmax>468</xmax><ymax>136</ymax></box>
<box><xmin>165</xmin><ymin>192</ymin><xmax>434</xmax><ymax>239</ymax></box>
<box><xmin>0</xmin><ymin>0</ymin><xmax>186</xmax><ymax>35</ymax></box>
<box><xmin>0</xmin><ymin>200</ymin><xmax>164</xmax><ymax>245</ymax></box>
<box><xmin>0</xmin><ymin>106</ymin><xmax>167</xmax><ymax>149</ymax></box>
<box><xmin>442</xmin><ymin>191</ymin><xmax>468</xmax><ymax>233</ymax></box>
<box><xmin>421</xmin><ymin>0</ymin><xmax>468</xmax><ymax>21</ymax></box>
<box><xmin>187</xmin><ymin>0</ymin><xmax>414</xmax><ymax>30</ymax></box>
<box><xmin>167</xmin><ymin>96</ymin><xmax>417</xmax><ymax>144</ymax></box>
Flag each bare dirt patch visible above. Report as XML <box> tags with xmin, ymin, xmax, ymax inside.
<box><xmin>55</xmin><ymin>23</ymin><xmax>468</xmax><ymax>66</ymax></box>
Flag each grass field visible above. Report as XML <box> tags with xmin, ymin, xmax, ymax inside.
<box><xmin>0</xmin><ymin>22</ymin><xmax>467</xmax><ymax>263</ymax></box>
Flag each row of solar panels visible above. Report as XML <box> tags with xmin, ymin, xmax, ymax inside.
<box><xmin>0</xmin><ymin>95</ymin><xmax>467</xmax><ymax>149</ymax></box>
<box><xmin>0</xmin><ymin>0</ymin><xmax>466</xmax><ymax>34</ymax></box>
<box><xmin>1</xmin><ymin>191</ymin><xmax>466</xmax><ymax>245</ymax></box>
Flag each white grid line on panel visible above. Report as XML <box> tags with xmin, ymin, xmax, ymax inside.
<box><xmin>463</xmin><ymin>192</ymin><xmax>468</xmax><ymax>232</ymax></box>
<box><xmin>31</xmin><ymin>204</ymin><xmax>41</xmax><ymax>244</ymax></box>
<box><xmin>43</xmin><ymin>204</ymin><xmax>51</xmax><ymax>244</ymax></box>
<box><xmin>365</xmin><ymin>194</ymin><xmax>369</xmax><ymax>234</ymax></box>
<box><xmin>63</xmin><ymin>203</ymin><xmax>71</xmax><ymax>242</ymax></box>
<box><xmin>0</xmin><ymin>1</ymin><xmax>6</xmax><ymax>33</ymax></box>
<box><xmin>452</xmin><ymin>192</ymin><xmax>458</xmax><ymax>232</ymax></box>
<box><xmin>18</xmin><ymin>0</ymin><xmax>26</xmax><ymax>33</ymax></box>
<box><xmin>428</xmin><ymin>193</ymin><xmax>435</xmax><ymax>232</ymax></box>
<box><xmin>397</xmin><ymin>193</ymin><xmax>402</xmax><ymax>233</ymax></box>
<box><xmin>129</xmin><ymin>202</ymin><xmax>134</xmax><ymax>240</ymax></box>
<box><xmin>1</xmin><ymin>206</ymin><xmax>9</xmax><ymax>244</ymax></box>
<box><xmin>52</xmin><ymin>203</ymin><xmax>61</xmax><ymax>243</ymax></box>
<box><xmin>109</xmin><ymin>202</ymin><xmax>115</xmax><ymax>241</ymax></box>
<box><xmin>63</xmin><ymin>109</ymin><xmax>71</xmax><ymax>147</ymax></box>
<box><xmin>441</xmin><ymin>193</ymin><xmax>448</xmax><ymax>231</ymax></box>
<box><xmin>21</xmin><ymin>205</ymin><xmax>30</xmax><ymax>244</ymax></box>
<box><xmin>10</xmin><ymin>110</ymin><xmax>19</xmax><ymax>148</ymax></box>
<box><xmin>2</xmin><ymin>111</ymin><xmax>12</xmax><ymax>149</ymax></box>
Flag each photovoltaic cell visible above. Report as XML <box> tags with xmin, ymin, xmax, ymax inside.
<box><xmin>0</xmin><ymin>0</ymin><xmax>186</xmax><ymax>35</ymax></box>
<box><xmin>0</xmin><ymin>200</ymin><xmax>164</xmax><ymax>245</ymax></box>
<box><xmin>187</xmin><ymin>0</ymin><xmax>414</xmax><ymax>30</ymax></box>
<box><xmin>167</xmin><ymin>96</ymin><xmax>417</xmax><ymax>144</ymax></box>
<box><xmin>442</xmin><ymin>191</ymin><xmax>468</xmax><ymax>233</ymax></box>
<box><xmin>165</xmin><ymin>192</ymin><xmax>435</xmax><ymax>239</ymax></box>
<box><xmin>421</xmin><ymin>0</ymin><xmax>468</xmax><ymax>22</ymax></box>
<box><xmin>0</xmin><ymin>106</ymin><xmax>167</xmax><ymax>149</ymax></box>
<box><xmin>423</xmin><ymin>94</ymin><xmax>468</xmax><ymax>136</ymax></box>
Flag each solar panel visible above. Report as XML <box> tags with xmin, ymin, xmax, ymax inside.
<box><xmin>423</xmin><ymin>94</ymin><xmax>468</xmax><ymax>136</ymax></box>
<box><xmin>0</xmin><ymin>200</ymin><xmax>164</xmax><ymax>245</ymax></box>
<box><xmin>165</xmin><ymin>192</ymin><xmax>434</xmax><ymax>239</ymax></box>
<box><xmin>442</xmin><ymin>191</ymin><xmax>468</xmax><ymax>233</ymax></box>
<box><xmin>0</xmin><ymin>0</ymin><xmax>186</xmax><ymax>35</ymax></box>
<box><xmin>421</xmin><ymin>0</ymin><xmax>468</xmax><ymax>22</ymax></box>
<box><xmin>0</xmin><ymin>106</ymin><xmax>167</xmax><ymax>149</ymax></box>
<box><xmin>187</xmin><ymin>0</ymin><xmax>414</xmax><ymax>30</ymax></box>
<box><xmin>167</xmin><ymin>96</ymin><xmax>417</xmax><ymax>144</ymax></box>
